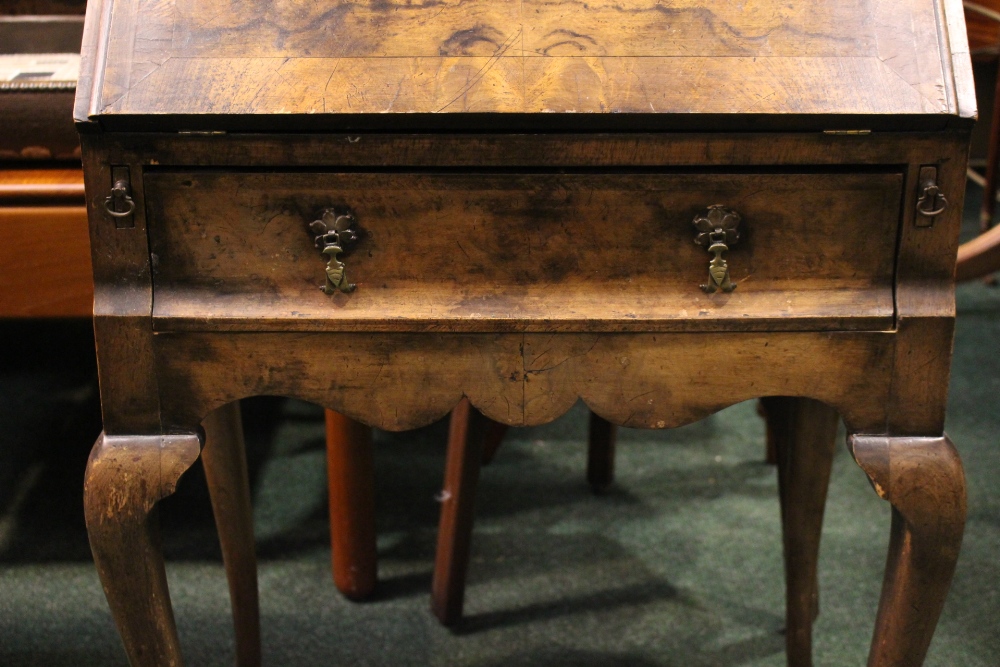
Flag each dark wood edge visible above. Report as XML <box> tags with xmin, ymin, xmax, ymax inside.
<box><xmin>95</xmin><ymin>131</ymin><xmax>970</xmax><ymax>169</ymax></box>
<box><xmin>148</xmin><ymin>315</ymin><xmax>898</xmax><ymax>335</ymax></box>
<box><xmin>87</xmin><ymin>112</ymin><xmax>974</xmax><ymax>135</ymax></box>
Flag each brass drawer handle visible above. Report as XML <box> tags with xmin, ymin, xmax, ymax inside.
<box><xmin>309</xmin><ymin>207</ymin><xmax>359</xmax><ymax>294</ymax></box>
<box><xmin>693</xmin><ymin>205</ymin><xmax>741</xmax><ymax>293</ymax></box>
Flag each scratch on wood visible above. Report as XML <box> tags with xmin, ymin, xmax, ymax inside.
<box><xmin>437</xmin><ymin>28</ymin><xmax>521</xmax><ymax>112</ymax></box>
<box><xmin>526</xmin><ymin>336</ymin><xmax>603</xmax><ymax>374</ymax></box>
<box><xmin>629</xmin><ymin>389</ymin><xmax>657</xmax><ymax>403</ymax></box>
<box><xmin>520</xmin><ymin>333</ymin><xmax>526</xmax><ymax>424</ymax></box>
<box><xmin>322</xmin><ymin>59</ymin><xmax>343</xmax><ymax>114</ymax></box>
<box><xmin>124</xmin><ymin>57</ymin><xmax>171</xmax><ymax>95</ymax></box>
<box><xmin>385</xmin><ymin>79</ymin><xmax>404</xmax><ymax>112</ymax></box>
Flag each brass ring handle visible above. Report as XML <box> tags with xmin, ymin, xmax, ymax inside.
<box><xmin>104</xmin><ymin>198</ymin><xmax>135</xmax><ymax>217</ymax></box>
<box><xmin>916</xmin><ymin>182</ymin><xmax>948</xmax><ymax>217</ymax></box>
<box><xmin>693</xmin><ymin>205</ymin><xmax>741</xmax><ymax>293</ymax></box>
<box><xmin>308</xmin><ymin>206</ymin><xmax>359</xmax><ymax>294</ymax></box>
<box><xmin>103</xmin><ymin>179</ymin><xmax>135</xmax><ymax>218</ymax></box>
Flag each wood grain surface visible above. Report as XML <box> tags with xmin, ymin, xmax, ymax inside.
<box><xmin>77</xmin><ymin>0</ymin><xmax>974</xmax><ymax>127</ymax></box>
<box><xmin>151</xmin><ymin>330</ymin><xmax>894</xmax><ymax>434</ymax></box>
<box><xmin>145</xmin><ymin>170</ymin><xmax>901</xmax><ymax>332</ymax></box>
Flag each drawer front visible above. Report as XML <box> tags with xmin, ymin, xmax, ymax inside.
<box><xmin>145</xmin><ymin>170</ymin><xmax>902</xmax><ymax>332</ymax></box>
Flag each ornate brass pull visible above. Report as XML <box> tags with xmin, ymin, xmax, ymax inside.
<box><xmin>693</xmin><ymin>205</ymin><xmax>741</xmax><ymax>293</ymax></box>
<box><xmin>309</xmin><ymin>207</ymin><xmax>359</xmax><ymax>294</ymax></box>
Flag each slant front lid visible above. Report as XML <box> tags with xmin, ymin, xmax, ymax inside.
<box><xmin>76</xmin><ymin>0</ymin><xmax>975</xmax><ymax>131</ymax></box>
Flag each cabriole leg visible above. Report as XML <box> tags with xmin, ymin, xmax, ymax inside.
<box><xmin>849</xmin><ymin>435</ymin><xmax>966</xmax><ymax>667</ymax></box>
<box><xmin>761</xmin><ymin>397</ymin><xmax>839</xmax><ymax>667</ymax></box>
<box><xmin>83</xmin><ymin>432</ymin><xmax>202</xmax><ymax>667</ymax></box>
<box><xmin>202</xmin><ymin>403</ymin><xmax>261</xmax><ymax>666</ymax></box>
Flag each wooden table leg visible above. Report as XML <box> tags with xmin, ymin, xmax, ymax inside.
<box><xmin>955</xmin><ymin>223</ymin><xmax>1000</xmax><ymax>282</ymax></box>
<box><xmin>481</xmin><ymin>413</ymin><xmax>617</xmax><ymax>492</ymax></box>
<box><xmin>849</xmin><ymin>435</ymin><xmax>966</xmax><ymax>667</ymax></box>
<box><xmin>431</xmin><ymin>398</ymin><xmax>488</xmax><ymax>626</ymax></box>
<box><xmin>586</xmin><ymin>413</ymin><xmax>617</xmax><ymax>493</ymax></box>
<box><xmin>202</xmin><ymin>403</ymin><xmax>261</xmax><ymax>667</ymax></box>
<box><xmin>436</xmin><ymin>408</ymin><xmax>615</xmax><ymax>626</ymax></box>
<box><xmin>325</xmin><ymin>409</ymin><xmax>378</xmax><ymax>600</ymax></box>
<box><xmin>480</xmin><ymin>420</ymin><xmax>509</xmax><ymax>465</ymax></box>
<box><xmin>758</xmin><ymin>399</ymin><xmax>779</xmax><ymax>465</ymax></box>
<box><xmin>83</xmin><ymin>432</ymin><xmax>202</xmax><ymax>667</ymax></box>
<box><xmin>981</xmin><ymin>59</ymin><xmax>1000</xmax><ymax>235</ymax></box>
<box><xmin>761</xmin><ymin>397</ymin><xmax>839</xmax><ymax>667</ymax></box>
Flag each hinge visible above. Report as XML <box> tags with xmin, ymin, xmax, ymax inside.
<box><xmin>102</xmin><ymin>166</ymin><xmax>134</xmax><ymax>229</ymax></box>
<box><xmin>822</xmin><ymin>129</ymin><xmax>872</xmax><ymax>136</ymax></box>
<box><xmin>914</xmin><ymin>166</ymin><xmax>947</xmax><ymax>228</ymax></box>
<box><xmin>177</xmin><ymin>130</ymin><xmax>226</xmax><ymax>136</ymax></box>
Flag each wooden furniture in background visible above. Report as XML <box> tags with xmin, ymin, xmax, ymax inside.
<box><xmin>0</xmin><ymin>14</ymin><xmax>84</xmax><ymax>161</ymax></box>
<box><xmin>956</xmin><ymin>0</ymin><xmax>1000</xmax><ymax>280</ymax></box>
<box><xmin>324</xmin><ymin>410</ymin><xmax>378</xmax><ymax>600</ymax></box>
<box><xmin>0</xmin><ymin>7</ymin><xmax>89</xmax><ymax>315</ymax></box>
<box><xmin>0</xmin><ymin>168</ymin><xmax>90</xmax><ymax>317</ymax></box>
<box><xmin>76</xmin><ymin>1</ymin><xmax>974</xmax><ymax>666</ymax></box>
<box><xmin>4</xmin><ymin>0</ymin><xmax>85</xmax><ymax>14</ymax></box>
<box><xmin>477</xmin><ymin>414</ymin><xmax>617</xmax><ymax>490</ymax></box>
<box><xmin>431</xmin><ymin>407</ymin><xmax>617</xmax><ymax>624</ymax></box>
<box><xmin>432</xmin><ymin>398</ymin><xmax>826</xmax><ymax>633</ymax></box>
<box><xmin>325</xmin><ymin>402</ymin><xmax>615</xmax><ymax>610</ymax></box>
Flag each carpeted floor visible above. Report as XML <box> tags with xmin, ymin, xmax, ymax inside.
<box><xmin>1</xmin><ymin>189</ymin><xmax>998</xmax><ymax>666</ymax></box>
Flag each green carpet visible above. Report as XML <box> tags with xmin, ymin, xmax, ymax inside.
<box><xmin>1</xmin><ymin>190</ymin><xmax>999</xmax><ymax>665</ymax></box>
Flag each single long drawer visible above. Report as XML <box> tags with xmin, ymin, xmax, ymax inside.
<box><xmin>146</xmin><ymin>170</ymin><xmax>902</xmax><ymax>332</ymax></box>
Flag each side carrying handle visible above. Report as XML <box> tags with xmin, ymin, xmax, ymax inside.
<box><xmin>692</xmin><ymin>205</ymin><xmax>741</xmax><ymax>293</ymax></box>
<box><xmin>103</xmin><ymin>178</ymin><xmax>135</xmax><ymax>218</ymax></box>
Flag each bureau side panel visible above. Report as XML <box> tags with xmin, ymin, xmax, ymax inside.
<box><xmin>83</xmin><ymin>136</ymin><xmax>161</xmax><ymax>434</ymax></box>
<box><xmin>887</xmin><ymin>133</ymin><xmax>970</xmax><ymax>435</ymax></box>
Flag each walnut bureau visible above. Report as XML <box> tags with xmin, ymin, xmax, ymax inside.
<box><xmin>76</xmin><ymin>1</ymin><xmax>975</xmax><ymax>665</ymax></box>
